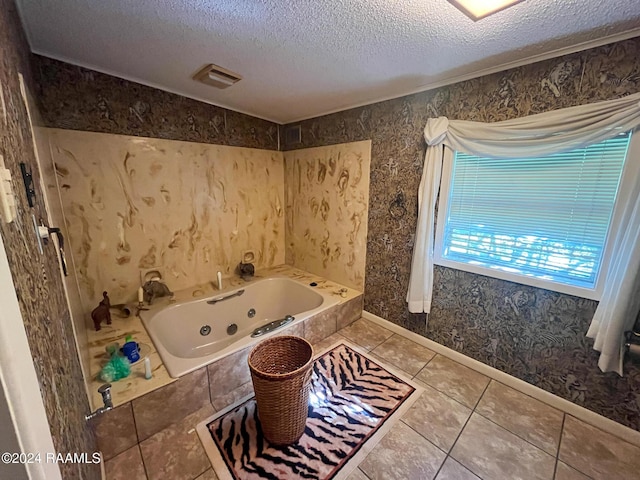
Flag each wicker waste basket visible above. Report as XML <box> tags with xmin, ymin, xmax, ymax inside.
<box><xmin>248</xmin><ymin>335</ymin><xmax>314</xmax><ymax>445</ymax></box>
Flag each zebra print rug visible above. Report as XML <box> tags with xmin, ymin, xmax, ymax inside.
<box><xmin>197</xmin><ymin>341</ymin><xmax>422</xmax><ymax>480</ymax></box>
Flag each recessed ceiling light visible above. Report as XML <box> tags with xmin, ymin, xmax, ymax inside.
<box><xmin>448</xmin><ymin>0</ymin><xmax>523</xmax><ymax>21</ymax></box>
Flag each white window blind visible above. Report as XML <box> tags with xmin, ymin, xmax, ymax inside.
<box><xmin>438</xmin><ymin>132</ymin><xmax>631</xmax><ymax>291</ymax></box>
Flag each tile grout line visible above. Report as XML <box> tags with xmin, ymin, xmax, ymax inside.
<box><xmin>473</xmin><ymin>406</ymin><xmax>558</xmax><ymax>461</ymax></box>
<box><xmin>422</xmin><ymin>350</ymin><xmax>437</xmax><ymax>369</ymax></box>
<box><xmin>470</xmin><ymin>379</ymin><xmax>561</xmax><ymax>458</ymax></box>
<box><xmin>410</xmin><ymin>374</ymin><xmax>476</xmax><ymax>412</ymax></box>
<box><xmin>368</xmin><ymin>328</ymin><xmax>439</xmax><ymax>376</ymax></box>
<box><xmin>552</xmin><ymin>458</ymin><xmax>559</xmax><ymax>480</ymax></box>
<box><xmin>473</xmin><ymin>379</ymin><xmax>491</xmax><ymax>413</ymax></box>
<box><xmin>490</xmin><ymin>377</ymin><xmax>564</xmax><ymax>416</ymax></box>
<box><xmin>398</xmin><ymin>420</ymin><xmax>450</xmax><ymax>479</ymax></box>
<box><xmin>358</xmin><ymin>467</ymin><xmax>374</xmax><ymax>480</ymax></box>
<box><xmin>368</xmin><ymin>330</ymin><xmax>396</xmax><ymax>351</ymax></box>
<box><xmin>431</xmin><ymin>454</ymin><xmax>448</xmax><ymax>479</ymax></box>
<box><xmin>445</xmin><ymin>414</ymin><xmax>476</xmax><ymax>472</ymax></box>
<box><xmin>442</xmin><ymin>380</ymin><xmax>492</xmax><ymax>479</ymax></box>
<box><xmin>346</xmin><ymin>327</ymin><xmax>457</xmax><ymax>479</ymax></box>
<box><xmin>368</xmin><ymin>351</ymin><xmax>413</xmax><ymax>377</ymax></box>
<box><xmin>367</xmin><ymin>331</ymin><xmax>395</xmax><ymax>352</ymax></box>
<box><xmin>448</xmin><ymin>382</ymin><xmax>491</xmax><ymax>448</ymax></box>
<box><xmin>417</xmin><ymin>374</ymin><xmax>562</xmax><ymax>478</ymax></box>
<box><xmin>410</xmin><ymin>357</ymin><xmax>485</xmax><ymax>412</ymax></box>
<box><xmin>411</xmin><ymin>351</ymin><xmax>439</xmax><ymax>381</ymax></box>
<box><xmin>400</xmin><ymin>419</ymin><xmax>449</xmax><ymax>456</ymax></box>
<box><xmin>362</xmin><ymin>311</ymin><xmax>640</xmax><ymax>448</ymax></box>
<box><xmin>556</xmin><ymin>414</ymin><xmax>566</xmax><ymax>460</ymax></box>
<box><xmin>367</xmin><ymin>348</ymin><xmax>434</xmax><ymax>378</ymax></box>
<box><xmin>461</xmin><ymin>378</ymin><xmax>560</xmax><ymax>463</ymax></box>
<box><xmin>551</xmin><ymin>414</ymin><xmax>598</xmax><ymax>480</ymax></box>
<box><xmin>128</xmin><ymin>402</ymin><xmax>152</xmax><ymax>480</ymax></box>
<box><xmin>190</xmin><ymin>463</ymin><xmax>211</xmax><ymax>480</ymax></box>
<box><xmin>360</xmin><ymin>325</ymin><xmax>492</xmax><ymax>478</ymax></box>
<box><xmin>471</xmin><ymin>375</ymin><xmax>490</xmax><ymax>410</ymax></box>
<box><xmin>340</xmin><ymin>326</ymin><xmax>393</xmax><ymax>352</ymax></box>
<box><xmin>130</xmin><ymin>402</ymin><xmax>141</xmax><ymax>446</ymax></box>
<box><xmin>137</xmin><ymin>443</ymin><xmax>151</xmax><ymax>480</ymax></box>
<box><xmin>551</xmin><ymin>414</ymin><xmax>567</xmax><ymax>480</ymax></box>
<box><xmin>206</xmin><ymin>365</ymin><xmax>214</xmax><ymax>407</ymax></box>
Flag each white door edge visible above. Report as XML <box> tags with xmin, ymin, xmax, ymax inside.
<box><xmin>0</xmin><ymin>232</ymin><xmax>62</xmax><ymax>480</ymax></box>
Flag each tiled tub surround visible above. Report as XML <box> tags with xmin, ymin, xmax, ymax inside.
<box><xmin>43</xmin><ymin>127</ymin><xmax>286</xmax><ymax>311</ymax></box>
<box><xmin>284</xmin><ymin>141</ymin><xmax>371</xmax><ymax>290</ymax></box>
<box><xmin>33</xmin><ymin>125</ymin><xmax>94</xmax><ymax>387</ymax></box>
<box><xmin>93</xmin><ymin>305</ymin><xmax>362</xmax><ymax>470</ymax></box>
<box><xmin>38</xmin><ymin>128</ymin><xmax>372</xmax><ymax>400</ymax></box>
<box><xmin>87</xmin><ymin>265</ymin><xmax>362</xmax><ymax>410</ymax></box>
<box><xmin>102</xmin><ymin>316</ymin><xmax>640</xmax><ymax>480</ymax></box>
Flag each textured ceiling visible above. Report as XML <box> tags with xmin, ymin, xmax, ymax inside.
<box><xmin>16</xmin><ymin>0</ymin><xmax>640</xmax><ymax>123</ymax></box>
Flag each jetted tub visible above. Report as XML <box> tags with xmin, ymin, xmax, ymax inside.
<box><xmin>140</xmin><ymin>277</ymin><xmax>340</xmax><ymax>377</ymax></box>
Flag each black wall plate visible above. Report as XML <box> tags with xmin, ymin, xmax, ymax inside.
<box><xmin>20</xmin><ymin>162</ymin><xmax>36</xmax><ymax>208</ymax></box>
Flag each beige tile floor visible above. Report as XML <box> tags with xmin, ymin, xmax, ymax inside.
<box><xmin>105</xmin><ymin>318</ymin><xmax>640</xmax><ymax>480</ymax></box>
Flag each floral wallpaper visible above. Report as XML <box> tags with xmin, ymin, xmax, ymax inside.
<box><xmin>284</xmin><ymin>38</ymin><xmax>640</xmax><ymax>430</ymax></box>
<box><xmin>32</xmin><ymin>55</ymin><xmax>279</xmax><ymax>150</ymax></box>
<box><xmin>0</xmin><ymin>2</ymin><xmax>99</xmax><ymax>478</ymax></box>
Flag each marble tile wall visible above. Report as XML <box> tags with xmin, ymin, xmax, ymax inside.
<box><xmin>0</xmin><ymin>1</ymin><xmax>99</xmax><ymax>478</ymax></box>
<box><xmin>284</xmin><ymin>141</ymin><xmax>371</xmax><ymax>290</ymax></box>
<box><xmin>284</xmin><ymin>37</ymin><xmax>640</xmax><ymax>430</ymax></box>
<box><xmin>42</xmin><ymin>128</ymin><xmax>286</xmax><ymax>316</ymax></box>
<box><xmin>33</xmin><ymin>126</ymin><xmax>93</xmax><ymax>392</ymax></box>
<box><xmin>32</xmin><ymin>56</ymin><xmax>279</xmax><ymax>150</ymax></box>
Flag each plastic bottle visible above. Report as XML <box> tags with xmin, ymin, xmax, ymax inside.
<box><xmin>144</xmin><ymin>357</ymin><xmax>152</xmax><ymax>380</ymax></box>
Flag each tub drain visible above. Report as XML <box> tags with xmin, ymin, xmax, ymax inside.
<box><xmin>200</xmin><ymin>325</ymin><xmax>211</xmax><ymax>336</ymax></box>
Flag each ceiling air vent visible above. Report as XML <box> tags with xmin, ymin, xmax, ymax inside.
<box><xmin>284</xmin><ymin>125</ymin><xmax>302</xmax><ymax>146</ymax></box>
<box><xmin>193</xmin><ymin>64</ymin><xmax>242</xmax><ymax>89</ymax></box>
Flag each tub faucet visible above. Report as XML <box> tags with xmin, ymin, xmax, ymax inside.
<box><xmin>237</xmin><ymin>262</ymin><xmax>255</xmax><ymax>281</ymax></box>
<box><xmin>142</xmin><ymin>279</ymin><xmax>173</xmax><ymax>304</ymax></box>
<box><xmin>85</xmin><ymin>383</ymin><xmax>113</xmax><ymax>421</ymax></box>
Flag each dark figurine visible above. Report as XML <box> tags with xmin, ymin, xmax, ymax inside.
<box><xmin>142</xmin><ymin>280</ymin><xmax>173</xmax><ymax>304</ymax></box>
<box><xmin>237</xmin><ymin>262</ymin><xmax>255</xmax><ymax>281</ymax></box>
<box><xmin>91</xmin><ymin>291</ymin><xmax>112</xmax><ymax>331</ymax></box>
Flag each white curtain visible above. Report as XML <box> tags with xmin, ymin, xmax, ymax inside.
<box><xmin>407</xmin><ymin>92</ymin><xmax>640</xmax><ymax>373</ymax></box>
<box><xmin>587</xmin><ymin>134</ymin><xmax>640</xmax><ymax>374</ymax></box>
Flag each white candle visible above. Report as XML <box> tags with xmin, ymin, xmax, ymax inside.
<box><xmin>138</xmin><ymin>286</ymin><xmax>144</xmax><ymax>303</ymax></box>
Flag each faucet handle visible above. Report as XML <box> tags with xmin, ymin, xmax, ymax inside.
<box><xmin>98</xmin><ymin>383</ymin><xmax>113</xmax><ymax>408</ymax></box>
<box><xmin>85</xmin><ymin>384</ymin><xmax>113</xmax><ymax>421</ymax></box>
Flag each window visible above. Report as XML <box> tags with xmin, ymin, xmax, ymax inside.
<box><xmin>434</xmin><ymin>132</ymin><xmax>633</xmax><ymax>299</ymax></box>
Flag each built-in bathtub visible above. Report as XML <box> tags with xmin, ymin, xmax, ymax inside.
<box><xmin>140</xmin><ymin>276</ymin><xmax>340</xmax><ymax>377</ymax></box>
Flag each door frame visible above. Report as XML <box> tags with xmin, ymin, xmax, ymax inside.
<box><xmin>0</xmin><ymin>232</ymin><xmax>62</xmax><ymax>480</ymax></box>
